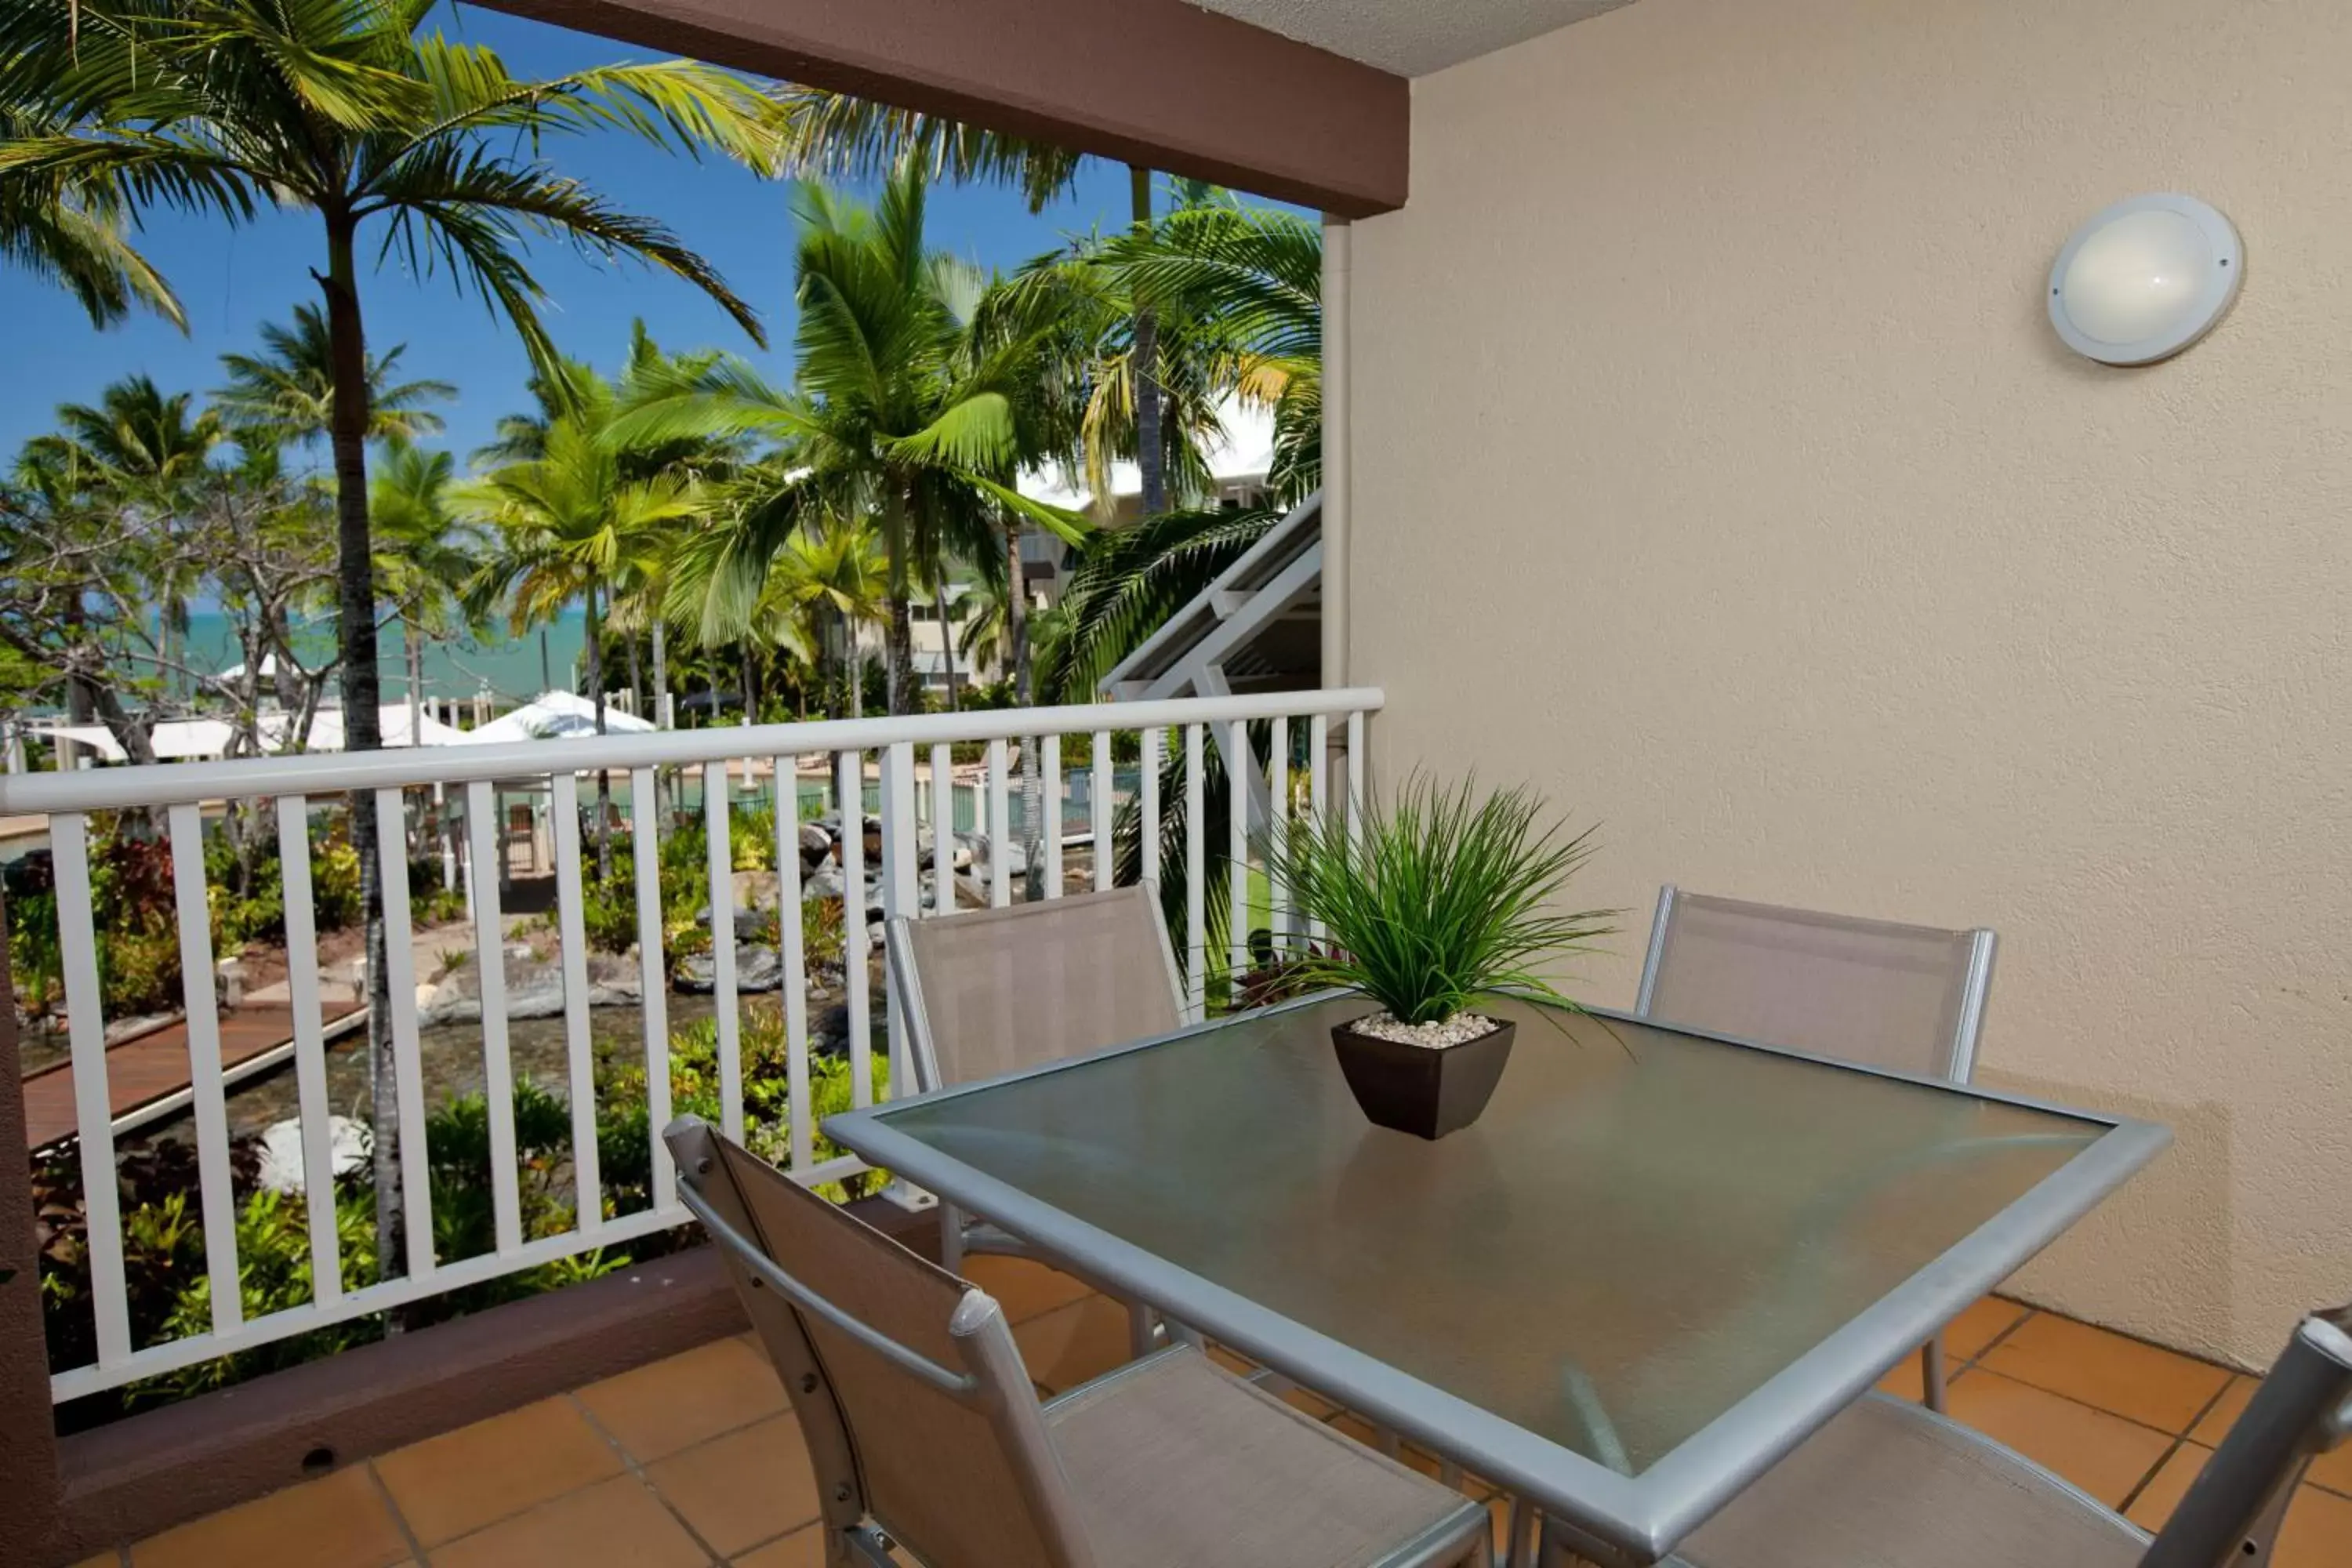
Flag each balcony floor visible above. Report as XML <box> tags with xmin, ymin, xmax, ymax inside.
<box><xmin>95</xmin><ymin>1260</ymin><xmax>2352</xmax><ymax>1566</ymax></box>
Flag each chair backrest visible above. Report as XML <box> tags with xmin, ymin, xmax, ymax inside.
<box><xmin>2140</xmin><ymin>1309</ymin><xmax>2352</xmax><ymax>1567</ymax></box>
<box><xmin>887</xmin><ymin>882</ymin><xmax>1185</xmax><ymax>1096</ymax></box>
<box><xmin>664</xmin><ymin>1116</ymin><xmax>1098</xmax><ymax>1568</ymax></box>
<box><xmin>1636</xmin><ymin>885</ymin><xmax>1997</xmax><ymax>1081</ymax></box>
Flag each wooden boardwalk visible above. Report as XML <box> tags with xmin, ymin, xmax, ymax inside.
<box><xmin>20</xmin><ymin>1003</ymin><xmax>362</xmax><ymax>1152</ymax></box>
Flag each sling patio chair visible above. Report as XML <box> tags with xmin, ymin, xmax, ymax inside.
<box><xmin>666</xmin><ymin>1115</ymin><xmax>1493</xmax><ymax>1568</ymax></box>
<box><xmin>1664</xmin><ymin>1305</ymin><xmax>2352</xmax><ymax>1568</ymax></box>
<box><xmin>1636</xmin><ymin>884</ymin><xmax>1998</xmax><ymax>1411</ymax></box>
<box><xmin>885</xmin><ymin>883</ymin><xmax>1189</xmax><ymax>1356</ymax></box>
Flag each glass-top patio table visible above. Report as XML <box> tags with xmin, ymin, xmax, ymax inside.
<box><xmin>824</xmin><ymin>992</ymin><xmax>2169</xmax><ymax>1566</ymax></box>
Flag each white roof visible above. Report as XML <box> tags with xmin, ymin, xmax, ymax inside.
<box><xmin>1019</xmin><ymin>394</ymin><xmax>1276</xmax><ymax>514</ymax></box>
<box><xmin>30</xmin><ymin>702</ymin><xmax>465</xmax><ymax>761</ymax></box>
<box><xmin>452</xmin><ymin>691</ymin><xmax>658</xmax><ymax>745</ymax></box>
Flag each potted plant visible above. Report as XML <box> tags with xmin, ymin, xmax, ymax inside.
<box><xmin>1259</xmin><ymin>774</ymin><xmax>1617</xmax><ymax>1140</ymax></box>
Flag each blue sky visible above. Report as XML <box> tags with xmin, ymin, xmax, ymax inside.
<box><xmin>0</xmin><ymin>3</ymin><xmax>1176</xmax><ymax>463</ymax></box>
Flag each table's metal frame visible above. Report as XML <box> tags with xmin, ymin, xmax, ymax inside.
<box><xmin>825</xmin><ymin>993</ymin><xmax>2171</xmax><ymax>1566</ymax></box>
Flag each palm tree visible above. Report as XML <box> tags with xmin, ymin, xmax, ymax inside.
<box><xmin>370</xmin><ymin>437</ymin><xmax>483</xmax><ymax>726</ymax></box>
<box><xmin>1098</xmin><ymin>199</ymin><xmax>1324</xmax><ymax>503</ymax></box>
<box><xmin>0</xmin><ymin>0</ymin><xmax>777</xmax><ymax>762</ymax></box>
<box><xmin>728</xmin><ymin>517</ymin><xmax>889</xmax><ymax>720</ymax></box>
<box><xmin>1036</xmin><ymin>201</ymin><xmax>1327</xmax><ymax>700</ymax></box>
<box><xmin>768</xmin><ymin>89</ymin><xmax>1178</xmax><ymax>514</ymax></box>
<box><xmin>0</xmin><ymin>102</ymin><xmax>182</xmax><ymax>329</ymax></box>
<box><xmin>28</xmin><ymin>376</ymin><xmax>225</xmax><ymax>728</ymax></box>
<box><xmin>34</xmin><ymin>375</ymin><xmax>225</xmax><ymax>484</ymax></box>
<box><xmin>1</xmin><ymin>0</ymin><xmax>780</xmax><ymax>1276</ymax></box>
<box><xmin>613</xmin><ymin>167</ymin><xmax>1084</xmax><ymax>716</ymax></box>
<box><xmin>216</xmin><ymin>302</ymin><xmax>455</xmax><ymax>449</ymax></box>
<box><xmin>464</xmin><ymin>369</ymin><xmax>702</xmax><ymax>874</ymax></box>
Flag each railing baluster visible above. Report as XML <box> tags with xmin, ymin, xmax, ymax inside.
<box><xmin>986</xmin><ymin>736</ymin><xmax>1011</xmax><ymax>909</ymax></box>
<box><xmin>376</xmin><ymin>786</ymin><xmax>433</xmax><ymax>1278</ymax></box>
<box><xmin>1185</xmin><ymin>723</ymin><xmax>1206</xmax><ymax>1021</ymax></box>
<box><xmin>1347</xmin><ymin>710</ymin><xmax>1367</xmax><ymax>844</ymax></box>
<box><xmin>1142</xmin><ymin>727</ymin><xmax>1162</xmax><ymax>889</ymax></box>
<box><xmin>775</xmin><ymin>760</ymin><xmax>812</xmax><ymax>1172</ymax></box>
<box><xmin>880</xmin><ymin>742</ymin><xmax>919</xmax><ymax>1098</ymax></box>
<box><xmin>1041</xmin><ymin>732</ymin><xmax>1062</xmax><ymax>898</ymax></box>
<box><xmin>628</xmin><ymin>768</ymin><xmax>673</xmax><ymax>1211</ymax></box>
<box><xmin>1268</xmin><ymin>717</ymin><xmax>1290</xmax><ymax>944</ymax></box>
<box><xmin>165</xmin><ymin>803</ymin><xmax>241</xmax><ymax>1335</ymax></box>
<box><xmin>463</xmin><ymin>779</ymin><xmax>523</xmax><ymax>1256</ymax></box>
<box><xmin>1224</xmin><ymin>720</ymin><xmax>1250</xmax><ymax>996</ymax></box>
<box><xmin>275</xmin><ymin>795</ymin><xmax>339</xmax><ymax>1304</ymax></box>
<box><xmin>705</xmin><ymin>764</ymin><xmax>741</xmax><ymax>1142</ymax></box>
<box><xmin>548</xmin><ymin>771</ymin><xmax>601</xmax><ymax>1235</ymax></box>
<box><xmin>52</xmin><ymin>812</ymin><xmax>130</xmax><ymax>1367</ymax></box>
<box><xmin>1308</xmin><ymin>713</ymin><xmax>1330</xmax><ymax>945</ymax></box>
<box><xmin>930</xmin><ymin>742</ymin><xmax>953</xmax><ymax>916</ymax></box>
<box><xmin>1091</xmin><ymin>729</ymin><xmax>1113</xmax><ymax>893</ymax></box>
<box><xmin>837</xmin><ymin>750</ymin><xmax>873</xmax><ymax>1106</ymax></box>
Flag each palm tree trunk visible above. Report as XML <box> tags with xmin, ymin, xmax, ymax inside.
<box><xmin>1130</xmin><ymin>164</ymin><xmax>1167</xmax><ymax>518</ymax></box>
<box><xmin>887</xmin><ymin>592</ymin><xmax>916</xmax><ymax>716</ymax></box>
<box><xmin>934</xmin><ymin>569</ymin><xmax>960</xmax><ymax>712</ymax></box>
<box><xmin>1012</xmin><ymin>528</ymin><xmax>1044</xmax><ymax>901</ymax></box>
<box><xmin>650</xmin><ymin>619</ymin><xmax>670</xmax><ymax>728</ymax></box>
<box><xmin>626</xmin><ymin>631</ymin><xmax>643</xmax><ymax>722</ymax></box>
<box><xmin>587</xmin><ymin>585</ymin><xmax>612</xmax><ymax>883</ymax></box>
<box><xmin>847</xmin><ymin>614</ymin><xmax>864</xmax><ymax>719</ymax></box>
<box><xmin>648</xmin><ymin>615</ymin><xmax>672</xmax><ymax>821</ymax></box>
<box><xmin>405</xmin><ymin>619</ymin><xmax>423</xmax><ymax>742</ymax></box>
<box><xmin>321</xmin><ymin>212</ymin><xmax>402</xmax><ymax>1289</ymax></box>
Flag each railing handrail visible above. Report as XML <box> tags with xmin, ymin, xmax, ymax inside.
<box><xmin>0</xmin><ymin>688</ymin><xmax>1386</xmax><ymax>815</ymax></box>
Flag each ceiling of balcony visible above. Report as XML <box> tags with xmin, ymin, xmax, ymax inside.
<box><xmin>1192</xmin><ymin>0</ymin><xmax>1641</xmax><ymax>76</ymax></box>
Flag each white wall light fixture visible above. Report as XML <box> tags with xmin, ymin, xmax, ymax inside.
<box><xmin>2048</xmin><ymin>194</ymin><xmax>2242</xmax><ymax>365</ymax></box>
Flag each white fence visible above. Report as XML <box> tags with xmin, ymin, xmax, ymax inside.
<box><xmin>6</xmin><ymin>689</ymin><xmax>1377</xmax><ymax>1401</ymax></box>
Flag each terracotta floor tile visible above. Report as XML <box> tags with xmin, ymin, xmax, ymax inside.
<box><xmin>1011</xmin><ymin>1294</ymin><xmax>1134</xmax><ymax>1393</ymax></box>
<box><xmin>2194</xmin><ymin>1374</ymin><xmax>2352</xmax><ymax>1497</ymax></box>
<box><xmin>1280</xmin><ymin>1384</ymin><xmax>1340</xmax><ymax>1421</ymax></box>
<box><xmin>372</xmin><ymin>1396</ymin><xmax>624</xmax><ymax>1546</ymax></box>
<box><xmin>131</xmin><ymin>1465</ymin><xmax>409</xmax><ymax>1568</ymax></box>
<box><xmin>2308</xmin><ymin>1438</ymin><xmax>2352</xmax><ymax>1497</ymax></box>
<box><xmin>1945</xmin><ymin>1297</ymin><xmax>2034</xmax><ymax>1360</ymax></box>
<box><xmin>576</xmin><ymin>1335</ymin><xmax>788</xmax><ymax>1463</ymax></box>
<box><xmin>1979</xmin><ymin>1312</ymin><xmax>2231</xmax><ymax>1433</ymax></box>
<box><xmin>2276</xmin><ymin>1483</ymin><xmax>2352</xmax><ymax>1568</ymax></box>
<box><xmin>70</xmin><ymin>1556</ymin><xmax>122</xmax><ymax>1567</ymax></box>
<box><xmin>1943</xmin><ymin>1370</ymin><xmax>2173</xmax><ymax>1506</ymax></box>
<box><xmin>960</xmin><ymin>1255</ymin><xmax>1098</xmax><ymax>1324</ymax></box>
<box><xmin>428</xmin><ymin>1475</ymin><xmax>706</xmax><ymax>1568</ymax></box>
<box><xmin>644</xmin><ymin>1413</ymin><xmax>823</xmax><ymax>1557</ymax></box>
<box><xmin>734</xmin><ymin>1524</ymin><xmax>827</xmax><ymax>1566</ymax></box>
<box><xmin>1876</xmin><ymin>1356</ymin><xmax>1926</xmax><ymax>1401</ymax></box>
<box><xmin>2125</xmin><ymin>1440</ymin><xmax>2209</xmax><ymax>1530</ymax></box>
<box><xmin>2190</xmin><ymin>1374</ymin><xmax>2255</xmax><ymax>1444</ymax></box>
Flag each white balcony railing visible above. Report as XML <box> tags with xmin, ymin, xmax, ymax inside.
<box><xmin>5</xmin><ymin>689</ymin><xmax>1377</xmax><ymax>1402</ymax></box>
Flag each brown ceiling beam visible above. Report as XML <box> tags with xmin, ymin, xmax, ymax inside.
<box><xmin>474</xmin><ymin>0</ymin><xmax>1410</xmax><ymax>216</ymax></box>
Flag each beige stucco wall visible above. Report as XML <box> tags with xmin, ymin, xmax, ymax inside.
<box><xmin>1348</xmin><ymin>0</ymin><xmax>2352</xmax><ymax>1367</ymax></box>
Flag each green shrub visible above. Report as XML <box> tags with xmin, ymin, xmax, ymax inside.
<box><xmin>97</xmin><ymin>928</ymin><xmax>183</xmax><ymax>1018</ymax></box>
<box><xmin>596</xmin><ymin>1000</ymin><xmax>889</xmax><ymax>1209</ymax></box>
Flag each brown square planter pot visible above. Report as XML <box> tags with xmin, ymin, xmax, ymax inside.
<box><xmin>1329</xmin><ymin>1015</ymin><xmax>1515</xmax><ymax>1140</ymax></box>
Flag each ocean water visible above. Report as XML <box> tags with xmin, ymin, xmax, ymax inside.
<box><xmin>180</xmin><ymin>605</ymin><xmax>589</xmax><ymax>706</ymax></box>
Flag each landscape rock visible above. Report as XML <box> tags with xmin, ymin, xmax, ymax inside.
<box><xmin>256</xmin><ymin>1113</ymin><xmax>371</xmax><ymax>1195</ymax></box>
<box><xmin>674</xmin><ymin>942</ymin><xmax>785</xmax><ymax>993</ymax></box>
<box><xmin>418</xmin><ymin>948</ymin><xmax>642</xmax><ymax>1025</ymax></box>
